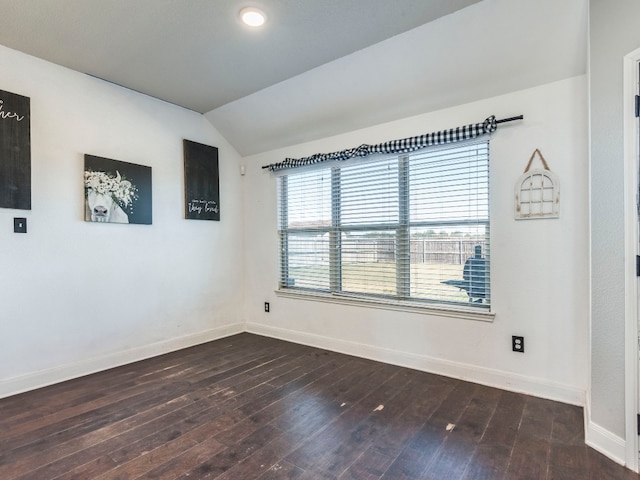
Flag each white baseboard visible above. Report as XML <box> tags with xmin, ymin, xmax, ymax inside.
<box><xmin>585</xmin><ymin>421</ymin><xmax>627</xmax><ymax>466</ymax></box>
<box><xmin>584</xmin><ymin>396</ymin><xmax>628</xmax><ymax>467</ymax></box>
<box><xmin>245</xmin><ymin>322</ymin><xmax>585</xmax><ymax>406</ymax></box>
<box><xmin>0</xmin><ymin>323</ymin><xmax>244</xmax><ymax>399</ymax></box>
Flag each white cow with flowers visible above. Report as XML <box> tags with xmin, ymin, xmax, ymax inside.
<box><xmin>84</xmin><ymin>170</ymin><xmax>138</xmax><ymax>223</ymax></box>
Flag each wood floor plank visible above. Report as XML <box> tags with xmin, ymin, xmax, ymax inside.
<box><xmin>0</xmin><ymin>333</ymin><xmax>636</xmax><ymax>480</ymax></box>
<box><xmin>50</xmin><ymin>454</ymin><xmax>119</xmax><ymax>480</ymax></box>
<box><xmin>193</xmin><ymin>358</ymin><xmax>345</xmax><ymax>451</ymax></box>
<box><xmin>175</xmin><ymin>424</ymin><xmax>285</xmax><ymax>479</ymax></box>
<box><xmin>257</xmin><ymin>460</ymin><xmax>305</xmax><ymax>480</ymax></box>
<box><xmin>420</xmin><ymin>431</ymin><xmax>478</xmax><ymax>480</ymax></box>
<box><xmin>341</xmin><ymin>378</ymin><xmax>461</xmax><ymax>479</ymax></box>
<box><xmin>338</xmin><ymin>448</ymin><xmax>390</xmax><ymax>480</ymax></box>
<box><xmin>13</xmin><ymin>341</ymin><xmax>322</xmax><ymax>480</ymax></box>
<box><xmin>213</xmin><ymin>434</ymin><xmax>297</xmax><ymax>480</ymax></box>
<box><xmin>1</xmin><ymin>333</ymin><xmax>265</xmax><ymax>424</ymax></box>
<box><xmin>504</xmin><ymin>433</ymin><xmax>551</xmax><ymax>480</ymax></box>
<box><xmin>214</xmin><ymin>357</ymin><xmax>378</xmax><ymax>447</ymax></box>
<box><xmin>422</xmin><ymin>385</ymin><xmax>502</xmax><ymax>480</ymax></box>
<box><xmin>586</xmin><ymin>448</ymin><xmax>640</xmax><ymax>480</ymax></box>
<box><xmin>14</xmin><ymin>399</ymin><xmax>207</xmax><ymax>480</ymax></box>
<box><xmin>380</xmin><ymin>423</ymin><xmax>447</xmax><ymax>480</ymax></box>
<box><xmin>94</xmin><ymin>353</ymin><xmax>334</xmax><ymax>477</ymax></box>
<box><xmin>548</xmin><ymin>444</ymin><xmax>589</xmax><ymax>480</ymax></box>
<box><xmin>551</xmin><ymin>402</ymin><xmax>584</xmax><ymax>446</ymax></box>
<box><xmin>290</xmin><ymin>367</ymin><xmax>422</xmax><ymax>478</ymax></box>
<box><xmin>460</xmin><ymin>443</ymin><xmax>511</xmax><ymax>480</ymax></box>
<box><xmin>517</xmin><ymin>395</ymin><xmax>556</xmax><ymax>441</ymax></box>
<box><xmin>477</xmin><ymin>389</ymin><xmax>526</xmax><ymax>448</ymax></box>
<box><xmin>0</xmin><ymin>348</ymin><xmax>278</xmax><ymax>448</ymax></box>
<box><xmin>133</xmin><ymin>436</ymin><xmax>227</xmax><ymax>480</ymax></box>
<box><xmin>284</xmin><ymin>363</ymin><xmax>402</xmax><ymax>473</ymax></box>
<box><xmin>453</xmin><ymin>385</ymin><xmax>502</xmax><ymax>442</ymax></box>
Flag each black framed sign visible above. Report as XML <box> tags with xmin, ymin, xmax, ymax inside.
<box><xmin>0</xmin><ymin>89</ymin><xmax>31</xmax><ymax>210</ymax></box>
<box><xmin>183</xmin><ymin>139</ymin><xmax>220</xmax><ymax>221</ymax></box>
<box><xmin>84</xmin><ymin>154</ymin><xmax>152</xmax><ymax>225</ymax></box>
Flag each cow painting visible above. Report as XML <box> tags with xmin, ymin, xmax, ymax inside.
<box><xmin>84</xmin><ymin>170</ymin><xmax>138</xmax><ymax>224</ymax></box>
<box><xmin>83</xmin><ymin>154</ymin><xmax>152</xmax><ymax>225</ymax></box>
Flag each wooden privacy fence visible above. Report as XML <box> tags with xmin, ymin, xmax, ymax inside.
<box><xmin>409</xmin><ymin>239</ymin><xmax>485</xmax><ymax>265</ymax></box>
<box><xmin>289</xmin><ymin>237</ymin><xmax>486</xmax><ymax>267</ymax></box>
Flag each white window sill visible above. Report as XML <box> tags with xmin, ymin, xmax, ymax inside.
<box><xmin>274</xmin><ymin>289</ymin><xmax>495</xmax><ymax>322</ymax></box>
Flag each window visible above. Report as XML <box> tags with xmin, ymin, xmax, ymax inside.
<box><xmin>277</xmin><ymin>140</ymin><xmax>490</xmax><ymax>310</ymax></box>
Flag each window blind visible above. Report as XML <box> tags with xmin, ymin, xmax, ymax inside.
<box><xmin>277</xmin><ymin>140</ymin><xmax>490</xmax><ymax>309</ymax></box>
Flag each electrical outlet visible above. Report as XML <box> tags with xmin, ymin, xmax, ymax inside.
<box><xmin>264</xmin><ymin>302</ymin><xmax>270</xmax><ymax>313</ymax></box>
<box><xmin>512</xmin><ymin>336</ymin><xmax>524</xmax><ymax>353</ymax></box>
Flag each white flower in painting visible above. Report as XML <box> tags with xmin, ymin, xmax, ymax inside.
<box><xmin>116</xmin><ymin>180</ymin><xmax>133</xmax><ymax>206</ymax></box>
<box><xmin>84</xmin><ymin>169</ymin><xmax>138</xmax><ymax>211</ymax></box>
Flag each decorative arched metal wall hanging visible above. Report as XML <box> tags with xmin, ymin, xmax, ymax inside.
<box><xmin>515</xmin><ymin>149</ymin><xmax>559</xmax><ymax>219</ymax></box>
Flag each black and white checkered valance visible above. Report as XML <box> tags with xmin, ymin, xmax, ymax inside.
<box><xmin>264</xmin><ymin>115</ymin><xmax>498</xmax><ymax>172</ymax></box>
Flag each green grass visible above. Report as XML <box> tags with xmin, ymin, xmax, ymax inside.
<box><xmin>289</xmin><ymin>262</ymin><xmax>470</xmax><ymax>303</ymax></box>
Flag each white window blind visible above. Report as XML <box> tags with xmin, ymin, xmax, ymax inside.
<box><xmin>277</xmin><ymin>140</ymin><xmax>490</xmax><ymax>309</ymax></box>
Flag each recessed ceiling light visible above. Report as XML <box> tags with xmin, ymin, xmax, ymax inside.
<box><xmin>240</xmin><ymin>7</ymin><xmax>266</xmax><ymax>27</ymax></box>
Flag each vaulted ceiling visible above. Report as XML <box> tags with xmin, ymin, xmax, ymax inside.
<box><xmin>0</xmin><ymin>0</ymin><xmax>587</xmax><ymax>156</ymax></box>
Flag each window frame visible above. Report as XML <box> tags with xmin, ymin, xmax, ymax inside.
<box><xmin>276</xmin><ymin>140</ymin><xmax>494</xmax><ymax>321</ymax></box>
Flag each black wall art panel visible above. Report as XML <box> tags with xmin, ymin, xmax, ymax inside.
<box><xmin>183</xmin><ymin>139</ymin><xmax>220</xmax><ymax>221</ymax></box>
<box><xmin>0</xmin><ymin>89</ymin><xmax>30</xmax><ymax>210</ymax></box>
<box><xmin>84</xmin><ymin>155</ymin><xmax>152</xmax><ymax>225</ymax></box>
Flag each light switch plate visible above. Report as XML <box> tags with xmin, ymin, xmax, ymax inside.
<box><xmin>14</xmin><ymin>217</ymin><xmax>27</xmax><ymax>233</ymax></box>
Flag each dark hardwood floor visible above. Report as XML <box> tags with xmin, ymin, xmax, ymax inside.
<box><xmin>0</xmin><ymin>333</ymin><xmax>637</xmax><ymax>480</ymax></box>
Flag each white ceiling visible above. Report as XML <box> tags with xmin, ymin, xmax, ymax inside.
<box><xmin>0</xmin><ymin>0</ymin><xmax>587</xmax><ymax>156</ymax></box>
<box><xmin>0</xmin><ymin>0</ymin><xmax>481</xmax><ymax>112</ymax></box>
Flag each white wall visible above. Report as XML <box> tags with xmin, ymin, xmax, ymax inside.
<box><xmin>0</xmin><ymin>45</ymin><xmax>245</xmax><ymax>397</ymax></box>
<box><xmin>243</xmin><ymin>76</ymin><xmax>589</xmax><ymax>406</ymax></box>
<box><xmin>588</xmin><ymin>0</ymin><xmax>640</xmax><ymax>464</ymax></box>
